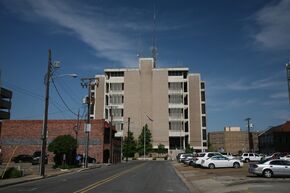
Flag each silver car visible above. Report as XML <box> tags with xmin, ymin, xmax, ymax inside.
<box><xmin>249</xmin><ymin>159</ymin><xmax>290</xmax><ymax>178</ymax></box>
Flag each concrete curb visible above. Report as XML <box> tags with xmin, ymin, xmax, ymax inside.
<box><xmin>172</xmin><ymin>163</ymin><xmax>202</xmax><ymax>193</ymax></box>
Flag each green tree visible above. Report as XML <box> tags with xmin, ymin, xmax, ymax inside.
<box><xmin>185</xmin><ymin>143</ymin><xmax>194</xmax><ymax>153</ymax></box>
<box><xmin>157</xmin><ymin>144</ymin><xmax>167</xmax><ymax>157</ymax></box>
<box><xmin>137</xmin><ymin>124</ymin><xmax>152</xmax><ymax>156</ymax></box>
<box><xmin>123</xmin><ymin>131</ymin><xmax>137</xmax><ymax>158</ymax></box>
<box><xmin>48</xmin><ymin>135</ymin><xmax>77</xmax><ymax>167</ymax></box>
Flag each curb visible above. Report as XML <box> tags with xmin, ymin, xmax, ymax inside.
<box><xmin>172</xmin><ymin>163</ymin><xmax>202</xmax><ymax>193</ymax></box>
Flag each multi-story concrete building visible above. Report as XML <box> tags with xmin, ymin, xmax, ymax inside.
<box><xmin>92</xmin><ymin>58</ymin><xmax>207</xmax><ymax>153</ymax></box>
<box><xmin>208</xmin><ymin>127</ymin><xmax>259</xmax><ymax>154</ymax></box>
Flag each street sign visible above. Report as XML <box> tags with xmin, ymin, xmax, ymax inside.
<box><xmin>84</xmin><ymin>123</ymin><xmax>91</xmax><ymax>132</ymax></box>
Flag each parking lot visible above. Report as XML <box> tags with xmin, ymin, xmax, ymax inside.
<box><xmin>173</xmin><ymin>162</ymin><xmax>290</xmax><ymax>193</ymax></box>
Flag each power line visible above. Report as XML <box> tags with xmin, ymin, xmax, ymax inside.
<box><xmin>51</xmin><ymin>78</ymin><xmax>79</xmax><ymax>117</ymax></box>
<box><xmin>53</xmin><ymin>78</ymin><xmax>81</xmax><ymax>104</ymax></box>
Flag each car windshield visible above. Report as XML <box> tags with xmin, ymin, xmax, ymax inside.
<box><xmin>197</xmin><ymin>153</ymin><xmax>205</xmax><ymax>157</ymax></box>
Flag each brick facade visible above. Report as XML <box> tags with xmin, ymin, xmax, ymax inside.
<box><xmin>0</xmin><ymin>119</ymin><xmax>121</xmax><ymax>164</ymax></box>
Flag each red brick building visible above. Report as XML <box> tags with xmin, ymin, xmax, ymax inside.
<box><xmin>0</xmin><ymin>119</ymin><xmax>121</xmax><ymax>164</ymax></box>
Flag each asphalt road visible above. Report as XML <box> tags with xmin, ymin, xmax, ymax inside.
<box><xmin>0</xmin><ymin>161</ymin><xmax>190</xmax><ymax>193</ymax></box>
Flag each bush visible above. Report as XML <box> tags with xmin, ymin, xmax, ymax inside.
<box><xmin>2</xmin><ymin>167</ymin><xmax>22</xmax><ymax>179</ymax></box>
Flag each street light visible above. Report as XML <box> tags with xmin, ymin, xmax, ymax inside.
<box><xmin>145</xmin><ymin>115</ymin><xmax>153</xmax><ymax>160</ymax></box>
<box><xmin>40</xmin><ymin>49</ymin><xmax>77</xmax><ymax>176</ymax></box>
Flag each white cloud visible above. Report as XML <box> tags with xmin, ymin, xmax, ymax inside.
<box><xmin>270</xmin><ymin>91</ymin><xmax>288</xmax><ymax>99</ymax></box>
<box><xmin>2</xmin><ymin>0</ymin><xmax>141</xmax><ymax>66</ymax></box>
<box><xmin>254</xmin><ymin>0</ymin><xmax>290</xmax><ymax>50</ymax></box>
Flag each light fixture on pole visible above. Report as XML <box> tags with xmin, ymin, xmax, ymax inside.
<box><xmin>40</xmin><ymin>49</ymin><xmax>77</xmax><ymax>176</ymax></box>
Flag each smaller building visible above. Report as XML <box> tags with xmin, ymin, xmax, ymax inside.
<box><xmin>259</xmin><ymin>121</ymin><xmax>290</xmax><ymax>154</ymax></box>
<box><xmin>208</xmin><ymin>127</ymin><xmax>259</xmax><ymax>154</ymax></box>
<box><xmin>0</xmin><ymin>119</ymin><xmax>121</xmax><ymax>164</ymax></box>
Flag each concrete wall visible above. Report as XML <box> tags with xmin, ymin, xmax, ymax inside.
<box><xmin>188</xmin><ymin>74</ymin><xmax>202</xmax><ymax>148</ymax></box>
<box><xmin>94</xmin><ymin>76</ymin><xmax>105</xmax><ymax>119</ymax></box>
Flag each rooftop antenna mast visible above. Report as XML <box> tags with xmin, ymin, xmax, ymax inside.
<box><xmin>151</xmin><ymin>3</ymin><xmax>157</xmax><ymax>68</ymax></box>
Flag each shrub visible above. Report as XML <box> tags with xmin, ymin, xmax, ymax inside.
<box><xmin>2</xmin><ymin>167</ymin><xmax>22</xmax><ymax>179</ymax></box>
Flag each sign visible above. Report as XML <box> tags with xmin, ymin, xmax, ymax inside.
<box><xmin>84</xmin><ymin>123</ymin><xmax>91</xmax><ymax>132</ymax></box>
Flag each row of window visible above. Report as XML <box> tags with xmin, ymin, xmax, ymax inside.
<box><xmin>168</xmin><ymin>82</ymin><xmax>187</xmax><ymax>92</ymax></box>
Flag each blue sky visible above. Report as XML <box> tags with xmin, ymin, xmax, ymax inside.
<box><xmin>1</xmin><ymin>0</ymin><xmax>290</xmax><ymax>132</ymax></box>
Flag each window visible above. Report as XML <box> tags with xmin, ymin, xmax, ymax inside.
<box><xmin>110</xmin><ymin>95</ymin><xmax>123</xmax><ymax>104</ymax></box>
<box><xmin>202</xmin><ymin>104</ymin><xmax>206</xmax><ymax>114</ymax></box>
<box><xmin>184</xmin><ymin>82</ymin><xmax>187</xmax><ymax>92</ymax></box>
<box><xmin>202</xmin><ymin>116</ymin><xmax>207</xmax><ymax>127</ymax></box>
<box><xmin>201</xmin><ymin>91</ymin><xmax>205</xmax><ymax>101</ymax></box>
<box><xmin>168</xmin><ymin>82</ymin><xmax>183</xmax><ymax>91</ymax></box>
<box><xmin>169</xmin><ymin>121</ymin><xmax>183</xmax><ymax>131</ymax></box>
<box><xmin>110</xmin><ymin>83</ymin><xmax>124</xmax><ymax>91</ymax></box>
<box><xmin>201</xmin><ymin>82</ymin><xmax>205</xmax><ymax>89</ymax></box>
<box><xmin>169</xmin><ymin>94</ymin><xmax>183</xmax><ymax>104</ymax></box>
<box><xmin>202</xmin><ymin>129</ymin><xmax>207</xmax><ymax>140</ymax></box>
<box><xmin>169</xmin><ymin>108</ymin><xmax>183</xmax><ymax>119</ymax></box>
<box><xmin>203</xmin><ymin>142</ymin><xmax>207</xmax><ymax>147</ymax></box>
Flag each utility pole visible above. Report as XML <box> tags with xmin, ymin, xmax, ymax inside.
<box><xmin>40</xmin><ymin>49</ymin><xmax>52</xmax><ymax>177</ymax></box>
<box><xmin>81</xmin><ymin>77</ymin><xmax>99</xmax><ymax>168</ymax></box>
<box><xmin>126</xmin><ymin>117</ymin><xmax>130</xmax><ymax>162</ymax></box>
<box><xmin>109</xmin><ymin>106</ymin><xmax>113</xmax><ymax>164</ymax></box>
<box><xmin>245</xmin><ymin>118</ymin><xmax>252</xmax><ymax>152</ymax></box>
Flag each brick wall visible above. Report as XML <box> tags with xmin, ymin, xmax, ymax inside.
<box><xmin>0</xmin><ymin>119</ymin><xmax>116</xmax><ymax>163</ymax></box>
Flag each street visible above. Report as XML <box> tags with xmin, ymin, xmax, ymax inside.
<box><xmin>0</xmin><ymin>161</ymin><xmax>190</xmax><ymax>193</ymax></box>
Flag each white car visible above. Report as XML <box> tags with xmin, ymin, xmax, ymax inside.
<box><xmin>280</xmin><ymin>155</ymin><xmax>290</xmax><ymax>161</ymax></box>
<box><xmin>194</xmin><ymin>152</ymin><xmax>223</xmax><ymax>166</ymax></box>
<box><xmin>201</xmin><ymin>155</ymin><xmax>243</xmax><ymax>169</ymax></box>
<box><xmin>240</xmin><ymin>153</ymin><xmax>263</xmax><ymax>162</ymax></box>
<box><xmin>220</xmin><ymin>152</ymin><xmax>234</xmax><ymax>159</ymax></box>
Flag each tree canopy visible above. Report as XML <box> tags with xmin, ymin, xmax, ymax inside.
<box><xmin>137</xmin><ymin>124</ymin><xmax>152</xmax><ymax>156</ymax></box>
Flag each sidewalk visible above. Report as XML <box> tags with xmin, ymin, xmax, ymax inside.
<box><xmin>0</xmin><ymin>163</ymin><xmax>104</xmax><ymax>188</ymax></box>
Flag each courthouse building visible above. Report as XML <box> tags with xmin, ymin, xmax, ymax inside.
<box><xmin>91</xmin><ymin>57</ymin><xmax>207</xmax><ymax>153</ymax></box>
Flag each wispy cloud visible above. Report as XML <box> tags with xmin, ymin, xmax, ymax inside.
<box><xmin>270</xmin><ymin>91</ymin><xmax>288</xmax><ymax>99</ymax></box>
<box><xmin>208</xmin><ymin>98</ymin><xmax>255</xmax><ymax>112</ymax></box>
<box><xmin>254</xmin><ymin>0</ymin><xmax>290</xmax><ymax>50</ymax></box>
<box><xmin>1</xmin><ymin>1</ymin><xmax>146</xmax><ymax>66</ymax></box>
<box><xmin>208</xmin><ymin>74</ymin><xmax>284</xmax><ymax>91</ymax></box>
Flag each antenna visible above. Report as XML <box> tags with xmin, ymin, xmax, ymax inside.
<box><xmin>151</xmin><ymin>2</ymin><xmax>157</xmax><ymax>68</ymax></box>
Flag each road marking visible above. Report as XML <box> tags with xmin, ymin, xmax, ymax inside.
<box><xmin>73</xmin><ymin>163</ymin><xmax>146</xmax><ymax>193</ymax></box>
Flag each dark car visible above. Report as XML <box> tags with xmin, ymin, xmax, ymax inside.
<box><xmin>12</xmin><ymin>154</ymin><xmax>33</xmax><ymax>163</ymax></box>
<box><xmin>77</xmin><ymin>154</ymin><xmax>96</xmax><ymax>164</ymax></box>
<box><xmin>32</xmin><ymin>151</ymin><xmax>48</xmax><ymax>165</ymax></box>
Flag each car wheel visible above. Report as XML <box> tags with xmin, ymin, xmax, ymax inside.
<box><xmin>208</xmin><ymin>163</ymin><xmax>215</xmax><ymax>169</ymax></box>
<box><xmin>245</xmin><ymin>158</ymin><xmax>250</xmax><ymax>163</ymax></box>
<box><xmin>233</xmin><ymin>162</ymin><xmax>240</xmax><ymax>168</ymax></box>
<box><xmin>263</xmin><ymin>169</ymin><xmax>273</xmax><ymax>178</ymax></box>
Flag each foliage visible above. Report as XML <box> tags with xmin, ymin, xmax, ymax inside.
<box><xmin>122</xmin><ymin>131</ymin><xmax>137</xmax><ymax>158</ymax></box>
<box><xmin>2</xmin><ymin>167</ymin><xmax>22</xmax><ymax>179</ymax></box>
<box><xmin>185</xmin><ymin>143</ymin><xmax>194</xmax><ymax>153</ymax></box>
<box><xmin>157</xmin><ymin>144</ymin><xmax>167</xmax><ymax>155</ymax></box>
<box><xmin>48</xmin><ymin>135</ymin><xmax>77</xmax><ymax>166</ymax></box>
<box><xmin>137</xmin><ymin>124</ymin><xmax>153</xmax><ymax>156</ymax></box>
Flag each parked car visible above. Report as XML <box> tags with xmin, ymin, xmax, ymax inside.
<box><xmin>176</xmin><ymin>153</ymin><xmax>185</xmax><ymax>161</ymax></box>
<box><xmin>220</xmin><ymin>152</ymin><xmax>234</xmax><ymax>159</ymax></box>
<box><xmin>179</xmin><ymin>153</ymin><xmax>193</xmax><ymax>163</ymax></box>
<box><xmin>12</xmin><ymin>154</ymin><xmax>33</xmax><ymax>163</ymax></box>
<box><xmin>240</xmin><ymin>153</ymin><xmax>263</xmax><ymax>163</ymax></box>
<box><xmin>201</xmin><ymin>155</ymin><xmax>243</xmax><ymax>169</ymax></box>
<box><xmin>193</xmin><ymin>152</ymin><xmax>223</xmax><ymax>167</ymax></box>
<box><xmin>77</xmin><ymin>154</ymin><xmax>96</xmax><ymax>164</ymax></box>
<box><xmin>32</xmin><ymin>151</ymin><xmax>48</xmax><ymax>165</ymax></box>
<box><xmin>281</xmin><ymin>155</ymin><xmax>290</xmax><ymax>161</ymax></box>
<box><xmin>249</xmin><ymin>159</ymin><xmax>290</xmax><ymax>178</ymax></box>
<box><xmin>184</xmin><ymin>156</ymin><xmax>196</xmax><ymax>166</ymax></box>
<box><xmin>264</xmin><ymin>152</ymin><xmax>284</xmax><ymax>160</ymax></box>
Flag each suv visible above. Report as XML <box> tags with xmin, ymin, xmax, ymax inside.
<box><xmin>193</xmin><ymin>152</ymin><xmax>223</xmax><ymax>166</ymax></box>
<box><xmin>240</xmin><ymin>153</ymin><xmax>262</xmax><ymax>162</ymax></box>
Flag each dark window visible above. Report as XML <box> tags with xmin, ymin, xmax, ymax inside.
<box><xmin>270</xmin><ymin>160</ymin><xmax>283</xmax><ymax>165</ymax></box>
<box><xmin>184</xmin><ymin>95</ymin><xmax>188</xmax><ymax>105</ymax></box>
<box><xmin>201</xmin><ymin>82</ymin><xmax>205</xmax><ymax>89</ymax></box>
<box><xmin>185</xmin><ymin>122</ymin><xmax>188</xmax><ymax>132</ymax></box>
<box><xmin>105</xmin><ymin>109</ymin><xmax>108</xmax><ymax>119</ymax></box>
<box><xmin>203</xmin><ymin>142</ymin><xmax>207</xmax><ymax>147</ymax></box>
<box><xmin>201</xmin><ymin>91</ymin><xmax>205</xmax><ymax>101</ymax></box>
<box><xmin>184</xmin><ymin>109</ymin><xmax>188</xmax><ymax>119</ymax></box>
<box><xmin>184</xmin><ymin>82</ymin><xmax>187</xmax><ymax>92</ymax></box>
<box><xmin>104</xmin><ymin>128</ymin><xmax>110</xmax><ymax>144</ymax></box>
<box><xmin>202</xmin><ymin>104</ymin><xmax>206</xmax><ymax>114</ymax></box>
<box><xmin>202</xmin><ymin>129</ymin><xmax>207</xmax><ymax>140</ymax></box>
<box><xmin>106</xmin><ymin>83</ymin><xmax>109</xmax><ymax>93</ymax></box>
<box><xmin>202</xmin><ymin>116</ymin><xmax>207</xmax><ymax>127</ymax></box>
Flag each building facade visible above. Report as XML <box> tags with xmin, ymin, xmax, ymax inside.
<box><xmin>92</xmin><ymin>58</ymin><xmax>207</xmax><ymax>152</ymax></box>
<box><xmin>259</xmin><ymin>121</ymin><xmax>290</xmax><ymax>154</ymax></box>
<box><xmin>208</xmin><ymin>127</ymin><xmax>259</xmax><ymax>154</ymax></box>
<box><xmin>0</xmin><ymin>119</ymin><xmax>121</xmax><ymax>164</ymax></box>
